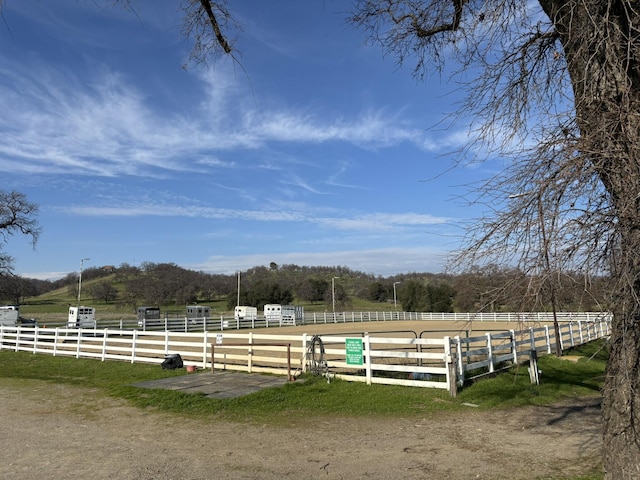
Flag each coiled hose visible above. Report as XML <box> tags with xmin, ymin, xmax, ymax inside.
<box><xmin>307</xmin><ymin>335</ymin><xmax>327</xmax><ymax>376</ymax></box>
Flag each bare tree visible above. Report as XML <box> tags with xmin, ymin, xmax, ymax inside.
<box><xmin>2</xmin><ymin>0</ymin><xmax>639</xmax><ymax>476</ymax></box>
<box><xmin>0</xmin><ymin>190</ymin><xmax>40</xmax><ymax>273</ymax></box>
<box><xmin>347</xmin><ymin>1</ymin><xmax>640</xmax><ymax>477</ymax></box>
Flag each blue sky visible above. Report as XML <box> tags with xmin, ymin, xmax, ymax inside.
<box><xmin>0</xmin><ymin>0</ymin><xmax>496</xmax><ymax>280</ymax></box>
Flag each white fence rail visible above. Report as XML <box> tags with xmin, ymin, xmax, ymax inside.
<box><xmin>309</xmin><ymin>310</ymin><xmax>610</xmax><ymax>324</ymax></box>
<box><xmin>0</xmin><ymin>315</ymin><xmax>611</xmax><ymax>395</ymax></box>
<box><xmin>454</xmin><ymin>319</ymin><xmax>611</xmax><ymax>384</ymax></box>
<box><xmin>23</xmin><ymin>311</ymin><xmax>610</xmax><ymax>332</ymax></box>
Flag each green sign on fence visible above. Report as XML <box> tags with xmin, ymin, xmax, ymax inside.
<box><xmin>345</xmin><ymin>338</ymin><xmax>363</xmax><ymax>366</ymax></box>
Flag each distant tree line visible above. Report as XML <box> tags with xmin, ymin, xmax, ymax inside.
<box><xmin>0</xmin><ymin>262</ymin><xmax>612</xmax><ymax>313</ymax></box>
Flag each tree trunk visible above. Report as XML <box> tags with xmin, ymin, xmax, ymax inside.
<box><xmin>540</xmin><ymin>1</ymin><xmax>640</xmax><ymax>477</ymax></box>
<box><xmin>604</xmin><ymin>258</ymin><xmax>640</xmax><ymax>479</ymax></box>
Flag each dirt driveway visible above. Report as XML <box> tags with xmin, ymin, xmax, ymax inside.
<box><xmin>0</xmin><ymin>377</ymin><xmax>602</xmax><ymax>480</ymax></box>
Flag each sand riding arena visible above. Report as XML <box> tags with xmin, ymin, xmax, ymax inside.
<box><xmin>0</xmin><ymin>313</ymin><xmax>610</xmax><ymax>395</ymax></box>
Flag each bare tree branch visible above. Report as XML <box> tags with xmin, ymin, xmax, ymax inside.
<box><xmin>197</xmin><ymin>0</ymin><xmax>232</xmax><ymax>54</ymax></box>
<box><xmin>0</xmin><ymin>190</ymin><xmax>40</xmax><ymax>273</ymax></box>
<box><xmin>181</xmin><ymin>0</ymin><xmax>241</xmax><ymax>68</ymax></box>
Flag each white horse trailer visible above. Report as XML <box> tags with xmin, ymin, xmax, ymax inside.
<box><xmin>0</xmin><ymin>305</ymin><xmax>19</xmax><ymax>326</ymax></box>
<box><xmin>234</xmin><ymin>306</ymin><xmax>258</xmax><ymax>321</ymax></box>
<box><xmin>263</xmin><ymin>304</ymin><xmax>304</xmax><ymax>326</ymax></box>
<box><xmin>67</xmin><ymin>306</ymin><xmax>96</xmax><ymax>328</ymax></box>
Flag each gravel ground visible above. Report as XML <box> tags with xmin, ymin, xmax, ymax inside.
<box><xmin>0</xmin><ymin>377</ymin><xmax>602</xmax><ymax>480</ymax></box>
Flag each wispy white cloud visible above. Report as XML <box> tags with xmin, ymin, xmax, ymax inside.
<box><xmin>62</xmin><ymin>203</ymin><xmax>307</xmax><ymax>222</ymax></box>
<box><xmin>279</xmin><ymin>175</ymin><xmax>330</xmax><ymax>195</ymax></box>
<box><xmin>316</xmin><ymin>213</ymin><xmax>450</xmax><ymax>231</ymax></box>
<box><xmin>0</xmin><ymin>58</ymin><xmax>469</xmax><ymax>179</ymax></box>
<box><xmin>325</xmin><ymin>165</ymin><xmax>366</xmax><ymax>190</ymax></box>
<box><xmin>57</xmin><ymin>195</ymin><xmax>450</xmax><ymax>233</ymax></box>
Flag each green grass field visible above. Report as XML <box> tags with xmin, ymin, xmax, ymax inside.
<box><xmin>0</xmin><ymin>339</ymin><xmax>607</xmax><ymax>417</ymax></box>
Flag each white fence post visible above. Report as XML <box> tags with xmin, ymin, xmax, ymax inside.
<box><xmin>131</xmin><ymin>330</ymin><xmax>137</xmax><ymax>363</ymax></box>
<box><xmin>364</xmin><ymin>335</ymin><xmax>372</xmax><ymax>385</ymax></box>
<box><xmin>75</xmin><ymin>330</ymin><xmax>82</xmax><ymax>358</ymax></box>
<box><xmin>529</xmin><ymin>327</ymin><xmax>536</xmax><ymax>353</ymax></box>
<box><xmin>202</xmin><ymin>331</ymin><xmax>209</xmax><ymax>367</ymax></box>
<box><xmin>14</xmin><ymin>328</ymin><xmax>20</xmax><ymax>352</ymax></box>
<box><xmin>102</xmin><ymin>329</ymin><xmax>108</xmax><ymax>361</ymax></box>
<box><xmin>528</xmin><ymin>350</ymin><xmax>540</xmax><ymax>385</ymax></box>
<box><xmin>32</xmin><ymin>327</ymin><xmax>38</xmax><ymax>354</ymax></box>
<box><xmin>455</xmin><ymin>336</ymin><xmax>464</xmax><ymax>383</ymax></box>
<box><xmin>248</xmin><ymin>332</ymin><xmax>253</xmax><ymax>373</ymax></box>
<box><xmin>578</xmin><ymin>320</ymin><xmax>584</xmax><ymax>344</ymax></box>
<box><xmin>302</xmin><ymin>333</ymin><xmax>308</xmax><ymax>373</ymax></box>
<box><xmin>53</xmin><ymin>328</ymin><xmax>59</xmax><ymax>356</ymax></box>
<box><xmin>486</xmin><ymin>333</ymin><xmax>494</xmax><ymax>373</ymax></box>
<box><xmin>568</xmin><ymin>322</ymin><xmax>575</xmax><ymax>347</ymax></box>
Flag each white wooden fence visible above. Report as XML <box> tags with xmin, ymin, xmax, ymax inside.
<box><xmin>27</xmin><ymin>310</ymin><xmax>609</xmax><ymax>332</ymax></box>
<box><xmin>454</xmin><ymin>318</ymin><xmax>610</xmax><ymax>384</ymax></box>
<box><xmin>0</xmin><ymin>315</ymin><xmax>610</xmax><ymax>396</ymax></box>
<box><xmin>309</xmin><ymin>310</ymin><xmax>608</xmax><ymax>323</ymax></box>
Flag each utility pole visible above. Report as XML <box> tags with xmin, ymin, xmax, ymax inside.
<box><xmin>393</xmin><ymin>281</ymin><xmax>401</xmax><ymax>311</ymax></box>
<box><xmin>236</xmin><ymin>271</ymin><xmax>241</xmax><ymax>307</ymax></box>
<box><xmin>77</xmin><ymin>257</ymin><xmax>90</xmax><ymax>307</ymax></box>
<box><xmin>332</xmin><ymin>276</ymin><xmax>340</xmax><ymax>316</ymax></box>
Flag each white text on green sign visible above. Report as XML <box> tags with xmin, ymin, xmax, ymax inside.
<box><xmin>345</xmin><ymin>338</ymin><xmax>363</xmax><ymax>366</ymax></box>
